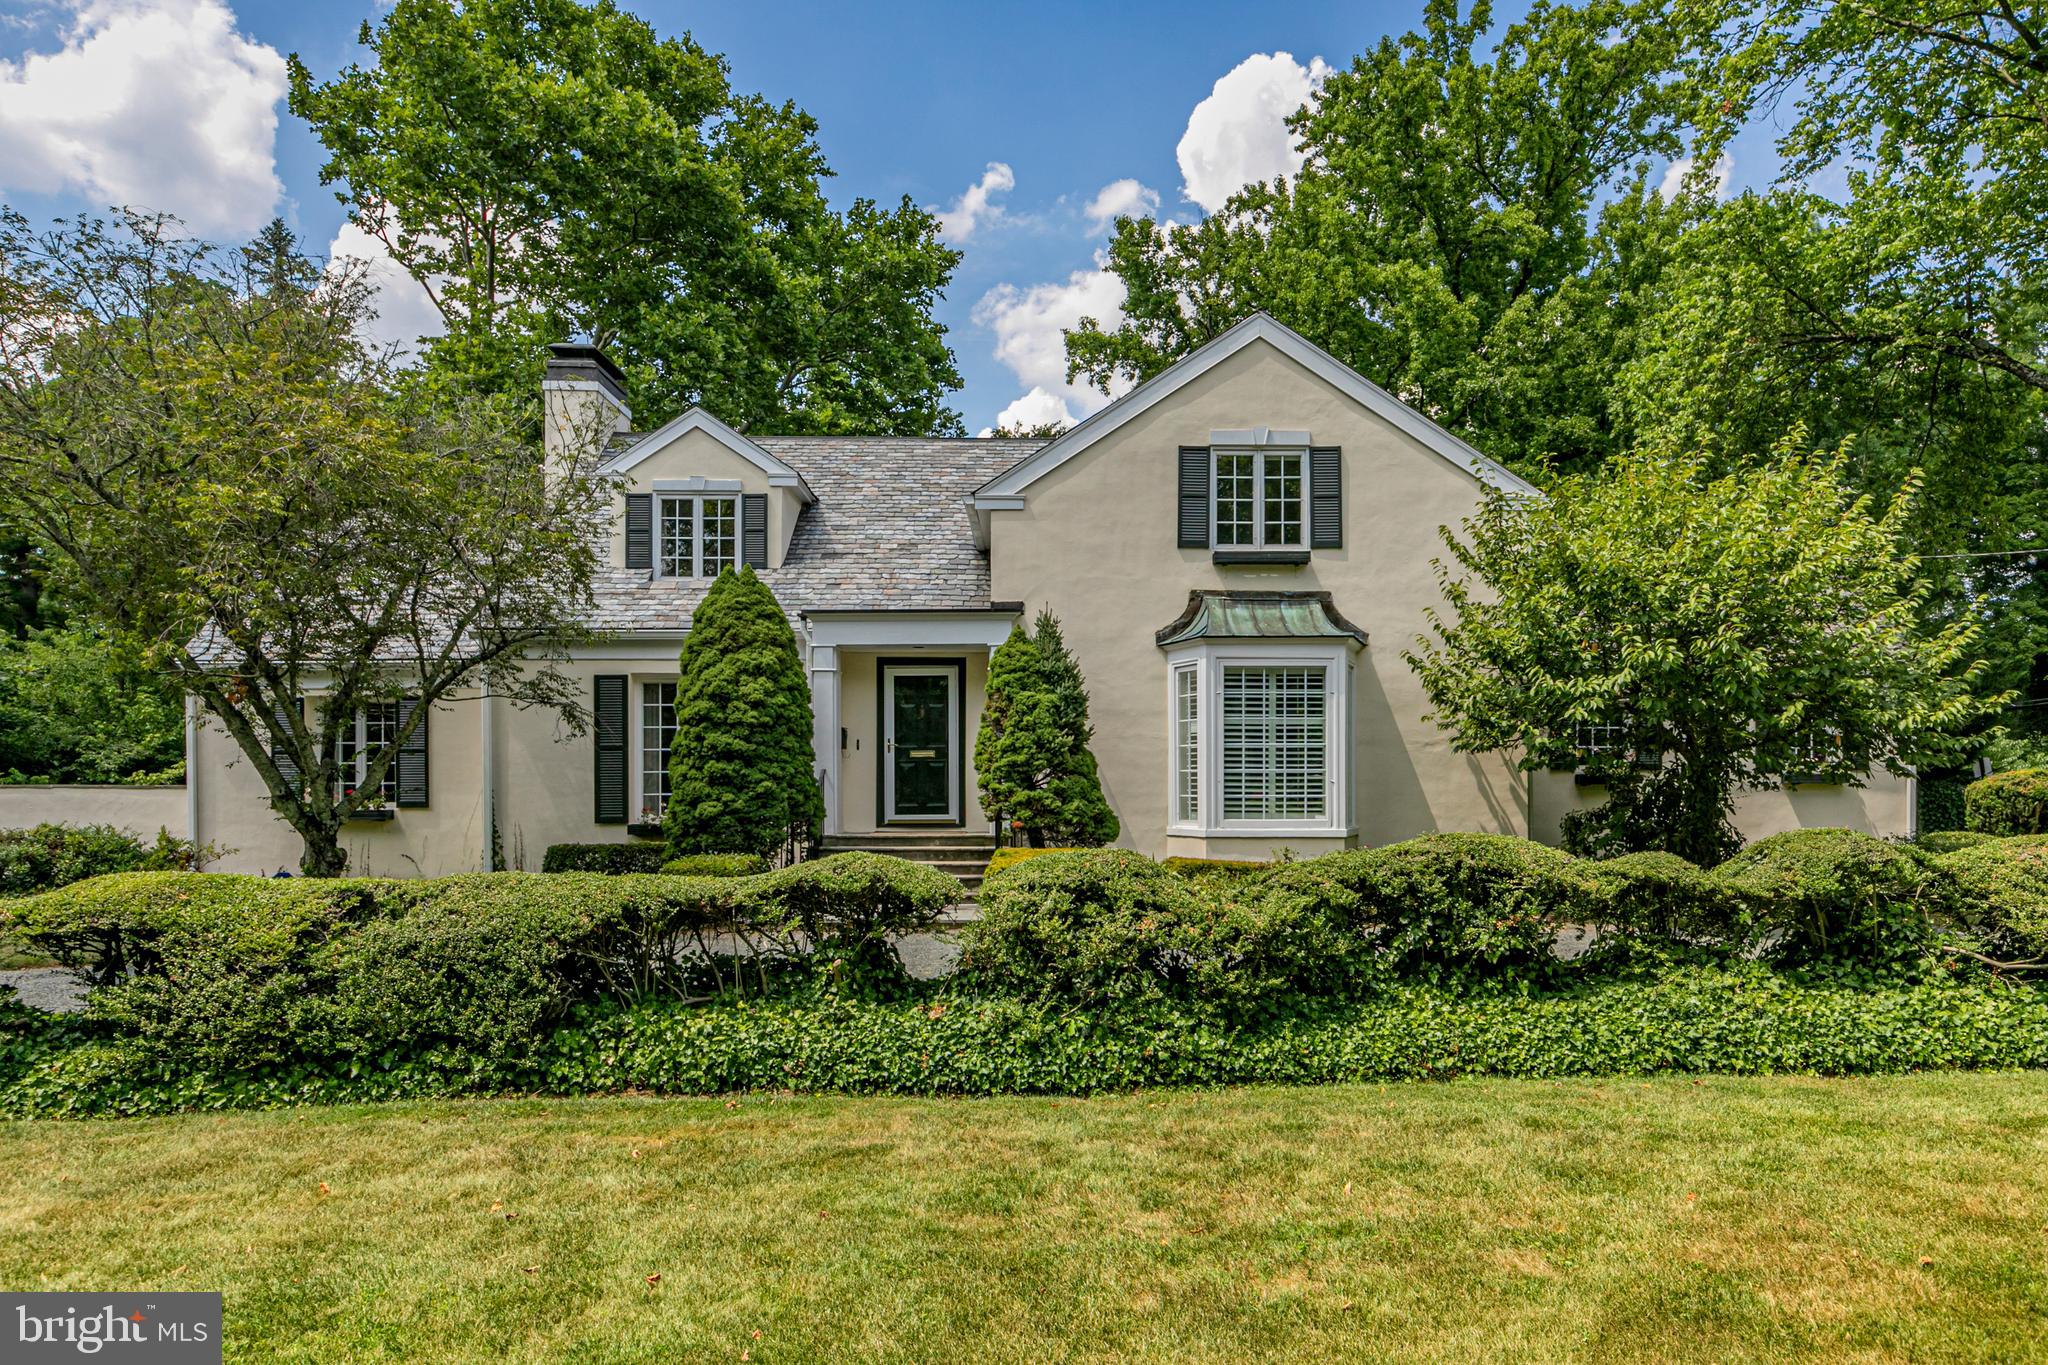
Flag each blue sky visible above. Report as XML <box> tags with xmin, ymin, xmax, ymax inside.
<box><xmin>0</xmin><ymin>0</ymin><xmax>1755</xmax><ymax>431</ymax></box>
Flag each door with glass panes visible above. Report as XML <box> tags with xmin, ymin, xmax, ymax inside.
<box><xmin>881</xmin><ymin>662</ymin><xmax>958</xmax><ymax>822</ymax></box>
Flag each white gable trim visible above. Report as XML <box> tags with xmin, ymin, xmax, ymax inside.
<box><xmin>970</xmin><ymin>312</ymin><xmax>1541</xmax><ymax>509</ymax></box>
<box><xmin>601</xmin><ymin>406</ymin><xmax>816</xmax><ymax>503</ymax></box>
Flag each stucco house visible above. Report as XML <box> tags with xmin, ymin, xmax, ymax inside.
<box><xmin>188</xmin><ymin>313</ymin><xmax>1914</xmax><ymax>879</ymax></box>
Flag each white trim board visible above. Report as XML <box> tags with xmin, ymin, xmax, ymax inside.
<box><xmin>600</xmin><ymin>407</ymin><xmax>817</xmax><ymax>503</ymax></box>
<box><xmin>969</xmin><ymin>312</ymin><xmax>1541</xmax><ymax>521</ymax></box>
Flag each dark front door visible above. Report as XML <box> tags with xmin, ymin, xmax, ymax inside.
<box><xmin>887</xmin><ymin>667</ymin><xmax>954</xmax><ymax>820</ymax></box>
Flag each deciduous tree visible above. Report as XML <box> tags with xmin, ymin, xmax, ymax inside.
<box><xmin>1406</xmin><ymin>445</ymin><xmax>1999</xmax><ymax>862</ymax></box>
<box><xmin>0</xmin><ymin>211</ymin><xmax>606</xmax><ymax>874</ymax></box>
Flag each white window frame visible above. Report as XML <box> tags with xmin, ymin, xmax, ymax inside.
<box><xmin>1211</xmin><ymin>445</ymin><xmax>1307</xmax><ymax>550</ymax></box>
<box><xmin>1164</xmin><ymin>641</ymin><xmax>1353</xmax><ymax>837</ymax></box>
<box><xmin>334</xmin><ymin>701</ymin><xmax>399</xmax><ymax>805</ymax></box>
<box><xmin>657</xmin><ymin>493</ymin><xmax>739</xmax><ymax>578</ymax></box>
<box><xmin>637</xmin><ymin>679</ymin><xmax>678</xmax><ymax>823</ymax></box>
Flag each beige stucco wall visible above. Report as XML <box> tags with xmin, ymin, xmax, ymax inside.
<box><xmin>987</xmin><ymin>336</ymin><xmax>1529</xmax><ymax>858</ymax></box>
<box><xmin>606</xmin><ymin>427</ymin><xmax>802</xmax><ymax>569</ymax></box>
<box><xmin>835</xmin><ymin>650</ymin><xmax>989</xmax><ymax>833</ymax></box>
<box><xmin>194</xmin><ymin>690</ymin><xmax>493</xmax><ymax>877</ymax></box>
<box><xmin>1528</xmin><ymin>768</ymin><xmax>1917</xmax><ymax>852</ymax></box>
<box><xmin>0</xmin><ymin>784</ymin><xmax>187</xmax><ymax>840</ymax></box>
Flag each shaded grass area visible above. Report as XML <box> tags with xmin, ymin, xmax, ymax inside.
<box><xmin>2</xmin><ymin>1075</ymin><xmax>2046</xmax><ymax>1362</ymax></box>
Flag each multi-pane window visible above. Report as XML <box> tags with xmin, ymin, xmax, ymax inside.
<box><xmin>1213</xmin><ymin>449</ymin><xmax>1303</xmax><ymax>549</ymax></box>
<box><xmin>335</xmin><ymin>702</ymin><xmax>399</xmax><ymax>803</ymax></box>
<box><xmin>1573</xmin><ymin>721</ymin><xmax>1629</xmax><ymax>758</ymax></box>
<box><xmin>658</xmin><ymin>495</ymin><xmax>738</xmax><ymax>577</ymax></box>
<box><xmin>640</xmin><ymin>682</ymin><xmax>677</xmax><ymax>820</ymax></box>
<box><xmin>1220</xmin><ymin>665</ymin><xmax>1326</xmax><ymax>821</ymax></box>
<box><xmin>1173</xmin><ymin>664</ymin><xmax>1200</xmax><ymax>825</ymax></box>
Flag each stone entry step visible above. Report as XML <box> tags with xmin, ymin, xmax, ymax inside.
<box><xmin>821</xmin><ymin>829</ymin><xmax>997</xmax><ymax>899</ymax></box>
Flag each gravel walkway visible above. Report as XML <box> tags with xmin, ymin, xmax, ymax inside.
<box><xmin>0</xmin><ymin>967</ymin><xmax>86</xmax><ymax>1013</ymax></box>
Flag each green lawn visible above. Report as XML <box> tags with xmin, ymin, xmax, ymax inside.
<box><xmin>3</xmin><ymin>1075</ymin><xmax>2046</xmax><ymax>1362</ymax></box>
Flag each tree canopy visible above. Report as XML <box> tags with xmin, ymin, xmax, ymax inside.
<box><xmin>1407</xmin><ymin>447</ymin><xmax>1999</xmax><ymax>862</ymax></box>
<box><xmin>288</xmin><ymin>0</ymin><xmax>965</xmax><ymax>435</ymax></box>
<box><xmin>0</xmin><ymin>211</ymin><xmax>606</xmax><ymax>874</ymax></box>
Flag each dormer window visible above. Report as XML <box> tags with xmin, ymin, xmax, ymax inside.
<box><xmin>659</xmin><ymin>494</ymin><xmax>737</xmax><ymax>578</ymax></box>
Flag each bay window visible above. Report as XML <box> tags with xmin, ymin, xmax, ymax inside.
<box><xmin>659</xmin><ymin>494</ymin><xmax>738</xmax><ymax>578</ymax></box>
<box><xmin>1166</xmin><ymin>644</ymin><xmax>1351</xmax><ymax>835</ymax></box>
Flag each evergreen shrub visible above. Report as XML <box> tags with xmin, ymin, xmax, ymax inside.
<box><xmin>665</xmin><ymin>568</ymin><xmax>822</xmax><ymax>860</ymax></box>
<box><xmin>541</xmin><ymin>842</ymin><xmax>668</xmax><ymax>874</ymax></box>
<box><xmin>1964</xmin><ymin>768</ymin><xmax>2048</xmax><ymax>836</ymax></box>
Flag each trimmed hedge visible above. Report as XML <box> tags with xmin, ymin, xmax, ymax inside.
<box><xmin>6</xmin><ymin>871</ymin><xmax>738</xmax><ymax>1073</ymax></box>
<box><xmin>1266</xmin><ymin>834</ymin><xmax>1599</xmax><ymax>985</ymax></box>
<box><xmin>1159</xmin><ymin>856</ymin><xmax>1272</xmax><ymax>882</ymax></box>
<box><xmin>1936</xmin><ymin>840</ymin><xmax>2048</xmax><ymax>960</ymax></box>
<box><xmin>0</xmin><ymin>823</ymin><xmax>213</xmax><ymax>897</ymax></box>
<box><xmin>661</xmin><ymin>853</ymin><xmax>767</xmax><ymax>877</ymax></box>
<box><xmin>1913</xmin><ymin>830</ymin><xmax>2001</xmax><ymax>856</ymax></box>
<box><xmin>983</xmin><ymin>846</ymin><xmax>1083</xmax><ymax>878</ymax></box>
<box><xmin>1584</xmin><ymin>851</ymin><xmax>1748</xmax><ymax>948</ymax></box>
<box><xmin>1715</xmin><ymin>829</ymin><xmax>1940</xmax><ymax>967</ymax></box>
<box><xmin>962</xmin><ymin>850</ymin><xmax>1350</xmax><ymax>1022</ymax></box>
<box><xmin>1965</xmin><ymin>768</ymin><xmax>2048</xmax><ymax>836</ymax></box>
<box><xmin>539</xmin><ymin>842</ymin><xmax>668</xmax><ymax>875</ymax></box>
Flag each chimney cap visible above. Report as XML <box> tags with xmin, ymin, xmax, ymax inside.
<box><xmin>545</xmin><ymin>342</ymin><xmax>628</xmax><ymax>407</ymax></box>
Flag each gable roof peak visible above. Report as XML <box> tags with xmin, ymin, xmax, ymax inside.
<box><xmin>600</xmin><ymin>405</ymin><xmax>816</xmax><ymax>503</ymax></box>
<box><xmin>970</xmin><ymin>311</ymin><xmax>1540</xmax><ymax>514</ymax></box>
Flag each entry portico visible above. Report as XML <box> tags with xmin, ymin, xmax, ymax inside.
<box><xmin>802</xmin><ymin>608</ymin><xmax>1018</xmax><ymax>835</ymax></box>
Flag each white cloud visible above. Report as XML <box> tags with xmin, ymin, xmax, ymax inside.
<box><xmin>935</xmin><ymin>161</ymin><xmax>1015</xmax><ymax>243</ymax></box>
<box><xmin>1658</xmin><ymin>151</ymin><xmax>1734</xmax><ymax>202</ymax></box>
<box><xmin>1083</xmin><ymin>178</ymin><xmax>1159</xmax><ymax>234</ymax></box>
<box><xmin>0</xmin><ymin>0</ymin><xmax>288</xmax><ymax>236</ymax></box>
<box><xmin>972</xmin><ymin>264</ymin><xmax>1129</xmax><ymax>425</ymax></box>
<box><xmin>325</xmin><ymin>219</ymin><xmax>445</xmax><ymax>359</ymax></box>
<box><xmin>1176</xmin><ymin>51</ymin><xmax>1332</xmax><ymax>213</ymax></box>
<box><xmin>979</xmin><ymin>386</ymin><xmax>1076</xmax><ymax>437</ymax></box>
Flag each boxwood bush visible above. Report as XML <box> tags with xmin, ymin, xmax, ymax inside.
<box><xmin>1935</xmin><ymin>840</ymin><xmax>2048</xmax><ymax>961</ymax></box>
<box><xmin>1714</xmin><ymin>829</ymin><xmax>1941</xmax><ymax>968</ymax></box>
<box><xmin>961</xmin><ymin>850</ymin><xmax>1352</xmax><ymax>1021</ymax></box>
<box><xmin>0</xmin><ymin>823</ymin><xmax>214</xmax><ymax>897</ymax></box>
<box><xmin>539</xmin><ymin>841</ymin><xmax>669</xmax><ymax>874</ymax></box>
<box><xmin>1913</xmin><ymin>830</ymin><xmax>2001</xmax><ymax>856</ymax></box>
<box><xmin>1583</xmin><ymin>851</ymin><xmax>1748</xmax><ymax>950</ymax></box>
<box><xmin>661</xmin><ymin>852</ymin><xmax>767</xmax><ymax>877</ymax></box>
<box><xmin>1965</xmin><ymin>768</ymin><xmax>2048</xmax><ymax>836</ymax></box>
<box><xmin>742</xmin><ymin>852</ymin><xmax>960</xmax><ymax>982</ymax></box>
<box><xmin>1267</xmin><ymin>834</ymin><xmax>1599</xmax><ymax>985</ymax></box>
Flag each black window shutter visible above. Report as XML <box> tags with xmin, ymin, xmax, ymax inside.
<box><xmin>1310</xmin><ymin>446</ymin><xmax>1343</xmax><ymax>549</ymax></box>
<box><xmin>624</xmin><ymin>494</ymin><xmax>653</xmax><ymax>571</ymax></box>
<box><xmin>270</xmin><ymin>696</ymin><xmax>302</xmax><ymax>797</ymax></box>
<box><xmin>593</xmin><ymin>675</ymin><xmax>627</xmax><ymax>824</ymax></box>
<box><xmin>741</xmin><ymin>493</ymin><xmax>768</xmax><ymax>569</ymax></box>
<box><xmin>1178</xmin><ymin>446</ymin><xmax>1210</xmax><ymax>548</ymax></box>
<box><xmin>395</xmin><ymin>698</ymin><xmax>429</xmax><ymax>808</ymax></box>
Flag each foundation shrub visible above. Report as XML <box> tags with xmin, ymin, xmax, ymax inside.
<box><xmin>1714</xmin><ymin>829</ymin><xmax>1941</xmax><ymax>970</ymax></box>
<box><xmin>540</xmin><ymin>842</ymin><xmax>669</xmax><ymax>875</ymax></box>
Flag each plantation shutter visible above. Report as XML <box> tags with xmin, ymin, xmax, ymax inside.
<box><xmin>395</xmin><ymin>698</ymin><xmax>429</xmax><ymax>808</ymax></box>
<box><xmin>593</xmin><ymin>675</ymin><xmax>628</xmax><ymax>824</ymax></box>
<box><xmin>741</xmin><ymin>493</ymin><xmax>768</xmax><ymax>569</ymax></box>
<box><xmin>269</xmin><ymin>696</ymin><xmax>303</xmax><ymax>798</ymax></box>
<box><xmin>624</xmin><ymin>493</ymin><xmax>653</xmax><ymax>571</ymax></box>
<box><xmin>1309</xmin><ymin>446</ymin><xmax>1343</xmax><ymax>549</ymax></box>
<box><xmin>1178</xmin><ymin>446</ymin><xmax>1210</xmax><ymax>548</ymax></box>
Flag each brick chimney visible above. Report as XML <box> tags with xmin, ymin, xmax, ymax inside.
<box><xmin>542</xmin><ymin>342</ymin><xmax>631</xmax><ymax>482</ymax></box>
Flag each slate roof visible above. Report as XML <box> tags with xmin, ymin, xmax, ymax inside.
<box><xmin>584</xmin><ymin>435</ymin><xmax>1044</xmax><ymax>632</ymax></box>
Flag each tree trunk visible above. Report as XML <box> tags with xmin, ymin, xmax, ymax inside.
<box><xmin>297</xmin><ymin>824</ymin><xmax>349</xmax><ymax>878</ymax></box>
